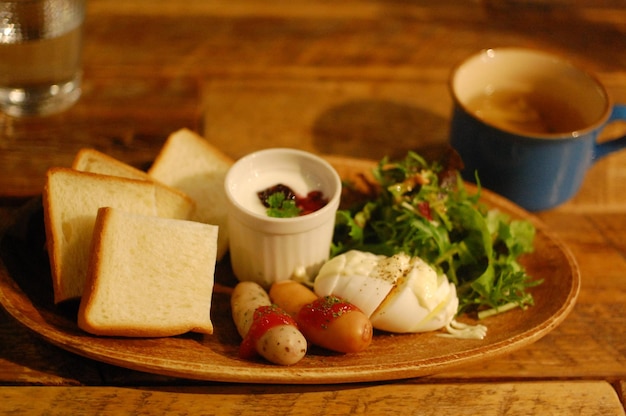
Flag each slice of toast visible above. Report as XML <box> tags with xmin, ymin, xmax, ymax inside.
<box><xmin>148</xmin><ymin>128</ymin><xmax>233</xmax><ymax>261</ymax></box>
<box><xmin>43</xmin><ymin>167</ymin><xmax>158</xmax><ymax>304</ymax></box>
<box><xmin>78</xmin><ymin>207</ymin><xmax>217</xmax><ymax>337</ymax></box>
<box><xmin>72</xmin><ymin>148</ymin><xmax>195</xmax><ymax>220</ymax></box>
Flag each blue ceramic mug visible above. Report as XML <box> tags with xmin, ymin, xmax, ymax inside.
<box><xmin>449</xmin><ymin>48</ymin><xmax>626</xmax><ymax>211</ymax></box>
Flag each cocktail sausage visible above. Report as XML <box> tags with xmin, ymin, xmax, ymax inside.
<box><xmin>270</xmin><ymin>281</ymin><xmax>373</xmax><ymax>353</ymax></box>
<box><xmin>231</xmin><ymin>281</ymin><xmax>307</xmax><ymax>365</ymax></box>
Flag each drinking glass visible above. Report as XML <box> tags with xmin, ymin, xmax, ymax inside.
<box><xmin>0</xmin><ymin>0</ymin><xmax>85</xmax><ymax>117</ymax></box>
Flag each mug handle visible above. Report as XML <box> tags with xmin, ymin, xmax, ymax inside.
<box><xmin>595</xmin><ymin>104</ymin><xmax>626</xmax><ymax>159</ymax></box>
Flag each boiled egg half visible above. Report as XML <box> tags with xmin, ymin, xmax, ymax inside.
<box><xmin>313</xmin><ymin>250</ymin><xmax>459</xmax><ymax>333</ymax></box>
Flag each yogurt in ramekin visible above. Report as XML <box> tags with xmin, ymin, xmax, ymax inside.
<box><xmin>224</xmin><ymin>148</ymin><xmax>341</xmax><ymax>288</ymax></box>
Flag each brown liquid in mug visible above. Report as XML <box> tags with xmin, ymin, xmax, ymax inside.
<box><xmin>465</xmin><ymin>89</ymin><xmax>588</xmax><ymax>135</ymax></box>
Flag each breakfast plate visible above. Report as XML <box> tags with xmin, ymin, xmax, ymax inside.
<box><xmin>0</xmin><ymin>156</ymin><xmax>580</xmax><ymax>384</ymax></box>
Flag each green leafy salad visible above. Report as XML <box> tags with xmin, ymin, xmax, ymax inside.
<box><xmin>331</xmin><ymin>150</ymin><xmax>542</xmax><ymax>319</ymax></box>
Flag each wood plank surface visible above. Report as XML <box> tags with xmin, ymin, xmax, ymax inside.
<box><xmin>1</xmin><ymin>382</ymin><xmax>624</xmax><ymax>416</ymax></box>
<box><xmin>1</xmin><ymin>0</ymin><xmax>626</xmax><ymax>413</ymax></box>
<box><xmin>2</xmin><ymin>0</ymin><xmax>625</xmax><ymax>197</ymax></box>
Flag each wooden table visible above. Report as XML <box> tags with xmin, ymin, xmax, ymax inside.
<box><xmin>1</xmin><ymin>1</ymin><xmax>626</xmax><ymax>414</ymax></box>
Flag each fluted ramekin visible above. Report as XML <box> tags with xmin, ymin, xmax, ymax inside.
<box><xmin>224</xmin><ymin>148</ymin><xmax>341</xmax><ymax>288</ymax></box>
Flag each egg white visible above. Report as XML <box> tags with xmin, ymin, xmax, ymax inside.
<box><xmin>314</xmin><ymin>250</ymin><xmax>459</xmax><ymax>333</ymax></box>
<box><xmin>314</xmin><ymin>250</ymin><xmax>394</xmax><ymax>317</ymax></box>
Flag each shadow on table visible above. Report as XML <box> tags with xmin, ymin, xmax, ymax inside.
<box><xmin>312</xmin><ymin>99</ymin><xmax>449</xmax><ymax>161</ymax></box>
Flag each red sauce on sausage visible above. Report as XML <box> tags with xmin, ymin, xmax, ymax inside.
<box><xmin>239</xmin><ymin>305</ymin><xmax>299</xmax><ymax>359</ymax></box>
<box><xmin>297</xmin><ymin>295</ymin><xmax>359</xmax><ymax>330</ymax></box>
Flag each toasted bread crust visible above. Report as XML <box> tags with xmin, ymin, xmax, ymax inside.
<box><xmin>73</xmin><ymin>147</ymin><xmax>196</xmax><ymax>220</ymax></box>
<box><xmin>43</xmin><ymin>168</ymin><xmax>158</xmax><ymax>304</ymax></box>
<box><xmin>148</xmin><ymin>128</ymin><xmax>233</xmax><ymax>260</ymax></box>
<box><xmin>72</xmin><ymin>148</ymin><xmax>149</xmax><ymax>180</ymax></box>
<box><xmin>77</xmin><ymin>207</ymin><xmax>216</xmax><ymax>337</ymax></box>
<box><xmin>45</xmin><ymin>131</ymin><xmax>224</xmax><ymax>337</ymax></box>
<box><xmin>149</xmin><ymin>128</ymin><xmax>234</xmax><ymax>174</ymax></box>
<box><xmin>42</xmin><ymin>169</ymin><xmax>62</xmax><ymax>303</ymax></box>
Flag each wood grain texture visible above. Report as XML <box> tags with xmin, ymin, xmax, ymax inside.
<box><xmin>1</xmin><ymin>0</ymin><xmax>625</xmax><ymax>413</ymax></box>
<box><xmin>2</xmin><ymin>0</ymin><xmax>625</xmax><ymax>198</ymax></box>
<box><xmin>1</xmin><ymin>382</ymin><xmax>624</xmax><ymax>416</ymax></box>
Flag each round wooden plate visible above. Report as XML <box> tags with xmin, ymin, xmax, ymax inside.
<box><xmin>0</xmin><ymin>156</ymin><xmax>580</xmax><ymax>384</ymax></box>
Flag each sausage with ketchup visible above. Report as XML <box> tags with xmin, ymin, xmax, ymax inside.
<box><xmin>269</xmin><ymin>280</ymin><xmax>373</xmax><ymax>353</ymax></box>
<box><xmin>231</xmin><ymin>281</ymin><xmax>307</xmax><ymax>365</ymax></box>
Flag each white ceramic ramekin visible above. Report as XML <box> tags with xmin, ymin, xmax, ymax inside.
<box><xmin>224</xmin><ymin>148</ymin><xmax>342</xmax><ymax>288</ymax></box>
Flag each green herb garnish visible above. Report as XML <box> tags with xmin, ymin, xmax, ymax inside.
<box><xmin>266</xmin><ymin>192</ymin><xmax>301</xmax><ymax>218</ymax></box>
<box><xmin>331</xmin><ymin>150</ymin><xmax>541</xmax><ymax>317</ymax></box>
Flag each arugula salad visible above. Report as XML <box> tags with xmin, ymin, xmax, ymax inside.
<box><xmin>331</xmin><ymin>150</ymin><xmax>542</xmax><ymax>319</ymax></box>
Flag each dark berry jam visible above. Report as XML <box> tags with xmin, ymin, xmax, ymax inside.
<box><xmin>257</xmin><ymin>183</ymin><xmax>329</xmax><ymax>217</ymax></box>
